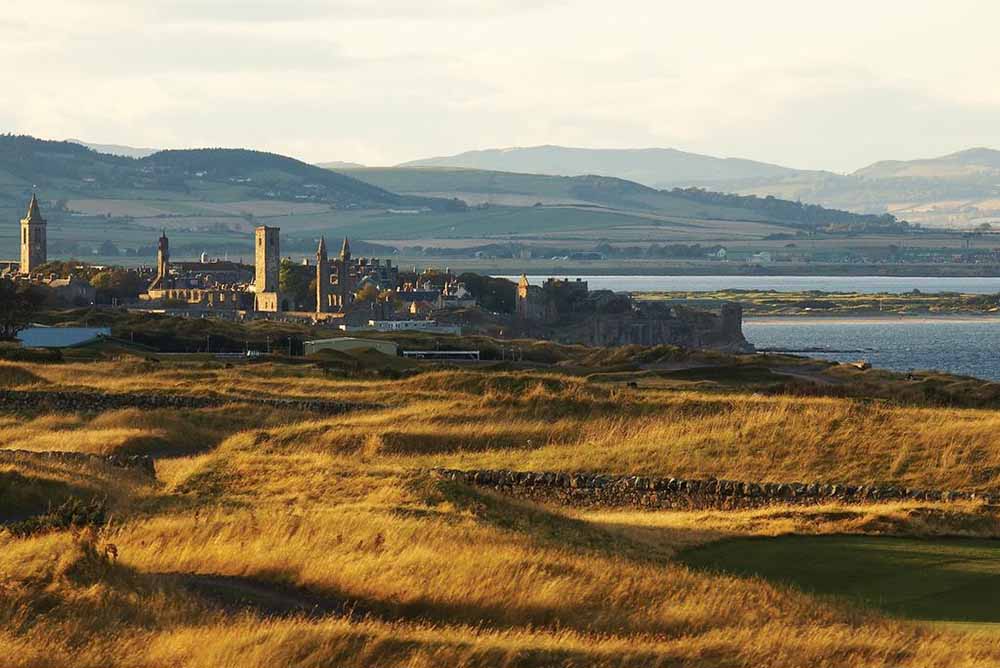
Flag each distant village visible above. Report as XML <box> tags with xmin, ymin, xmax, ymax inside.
<box><xmin>3</xmin><ymin>194</ymin><xmax>751</xmax><ymax>351</ymax></box>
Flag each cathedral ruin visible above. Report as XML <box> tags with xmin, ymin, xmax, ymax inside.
<box><xmin>140</xmin><ymin>226</ymin><xmax>399</xmax><ymax>317</ymax></box>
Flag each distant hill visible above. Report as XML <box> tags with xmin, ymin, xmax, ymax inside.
<box><xmin>399</xmin><ymin>145</ymin><xmax>817</xmax><ymax>189</ymax></box>
<box><xmin>0</xmin><ymin>135</ymin><xmax>456</xmax><ymax>211</ymax></box>
<box><xmin>66</xmin><ymin>139</ymin><xmax>159</xmax><ymax>159</ymax></box>
<box><xmin>854</xmin><ymin>148</ymin><xmax>1000</xmax><ymax>179</ymax></box>
<box><xmin>316</xmin><ymin>160</ymin><xmax>367</xmax><ymax>169</ymax></box>
<box><xmin>400</xmin><ymin>144</ymin><xmax>1000</xmax><ymax>228</ymax></box>
<box><xmin>336</xmin><ymin>166</ymin><xmax>902</xmax><ymax>233</ymax></box>
<box><xmin>721</xmin><ymin>148</ymin><xmax>1000</xmax><ymax>228</ymax></box>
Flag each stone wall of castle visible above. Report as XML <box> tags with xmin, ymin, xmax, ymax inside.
<box><xmin>514</xmin><ymin>275</ymin><xmax>752</xmax><ymax>351</ymax></box>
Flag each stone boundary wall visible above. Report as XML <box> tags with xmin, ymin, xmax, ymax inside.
<box><xmin>0</xmin><ymin>390</ymin><xmax>375</xmax><ymax>415</ymax></box>
<box><xmin>433</xmin><ymin>468</ymin><xmax>997</xmax><ymax>508</ymax></box>
<box><xmin>0</xmin><ymin>449</ymin><xmax>156</xmax><ymax>478</ymax></box>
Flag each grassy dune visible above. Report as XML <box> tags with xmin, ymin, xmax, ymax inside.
<box><xmin>2</xmin><ymin>357</ymin><xmax>1000</xmax><ymax>666</ymax></box>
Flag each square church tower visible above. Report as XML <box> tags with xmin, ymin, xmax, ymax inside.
<box><xmin>254</xmin><ymin>225</ymin><xmax>281</xmax><ymax>312</ymax></box>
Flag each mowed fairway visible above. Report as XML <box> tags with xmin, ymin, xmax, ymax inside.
<box><xmin>680</xmin><ymin>535</ymin><xmax>1000</xmax><ymax>626</ymax></box>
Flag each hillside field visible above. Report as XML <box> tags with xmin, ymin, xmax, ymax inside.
<box><xmin>0</xmin><ymin>136</ymin><xmax>933</xmax><ymax>267</ymax></box>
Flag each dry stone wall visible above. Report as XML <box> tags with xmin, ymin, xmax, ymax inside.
<box><xmin>0</xmin><ymin>390</ymin><xmax>374</xmax><ymax>414</ymax></box>
<box><xmin>0</xmin><ymin>449</ymin><xmax>156</xmax><ymax>478</ymax></box>
<box><xmin>434</xmin><ymin>468</ymin><xmax>996</xmax><ymax>508</ymax></box>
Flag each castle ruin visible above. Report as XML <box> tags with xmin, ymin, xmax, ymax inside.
<box><xmin>515</xmin><ymin>274</ymin><xmax>751</xmax><ymax>351</ymax></box>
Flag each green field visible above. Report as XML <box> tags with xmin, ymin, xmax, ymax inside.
<box><xmin>636</xmin><ymin>289</ymin><xmax>1000</xmax><ymax>316</ymax></box>
<box><xmin>680</xmin><ymin>535</ymin><xmax>1000</xmax><ymax>625</ymax></box>
<box><xmin>336</xmin><ymin>167</ymin><xmax>778</xmax><ymax>222</ymax></box>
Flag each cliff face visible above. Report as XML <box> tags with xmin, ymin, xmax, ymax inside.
<box><xmin>531</xmin><ymin>302</ymin><xmax>754</xmax><ymax>352</ymax></box>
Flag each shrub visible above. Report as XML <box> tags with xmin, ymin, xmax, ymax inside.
<box><xmin>5</xmin><ymin>497</ymin><xmax>107</xmax><ymax>538</ymax></box>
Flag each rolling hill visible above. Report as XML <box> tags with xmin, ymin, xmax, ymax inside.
<box><xmin>335</xmin><ymin>166</ymin><xmax>902</xmax><ymax>232</ymax></box>
<box><xmin>0</xmin><ymin>135</ymin><xmax>462</xmax><ymax>262</ymax></box>
<box><xmin>398</xmin><ymin>144</ymin><xmax>1000</xmax><ymax>228</ymax></box>
<box><xmin>0</xmin><ymin>135</ymin><xmax>456</xmax><ymax>212</ymax></box>
<box><xmin>855</xmin><ymin>147</ymin><xmax>1000</xmax><ymax>179</ymax></box>
<box><xmin>709</xmin><ymin>148</ymin><xmax>1000</xmax><ymax>228</ymax></box>
<box><xmin>67</xmin><ymin>139</ymin><xmax>159</xmax><ymax>159</ymax></box>
<box><xmin>0</xmin><ymin>135</ymin><xmax>906</xmax><ymax>264</ymax></box>
<box><xmin>398</xmin><ymin>145</ymin><xmax>817</xmax><ymax>188</ymax></box>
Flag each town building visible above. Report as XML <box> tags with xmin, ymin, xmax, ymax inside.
<box><xmin>337</xmin><ymin>320</ymin><xmax>462</xmax><ymax>335</ymax></box>
<box><xmin>44</xmin><ymin>275</ymin><xmax>96</xmax><ymax>305</ymax></box>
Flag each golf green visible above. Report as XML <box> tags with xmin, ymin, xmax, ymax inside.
<box><xmin>680</xmin><ymin>535</ymin><xmax>1000</xmax><ymax>624</ymax></box>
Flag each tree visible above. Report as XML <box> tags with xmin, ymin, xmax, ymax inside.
<box><xmin>458</xmin><ymin>273</ymin><xmax>515</xmax><ymax>313</ymax></box>
<box><xmin>354</xmin><ymin>283</ymin><xmax>380</xmax><ymax>303</ymax></box>
<box><xmin>279</xmin><ymin>259</ymin><xmax>313</xmax><ymax>311</ymax></box>
<box><xmin>89</xmin><ymin>269</ymin><xmax>144</xmax><ymax>304</ymax></box>
<box><xmin>99</xmin><ymin>240</ymin><xmax>121</xmax><ymax>256</ymax></box>
<box><xmin>0</xmin><ymin>280</ymin><xmax>45</xmax><ymax>340</ymax></box>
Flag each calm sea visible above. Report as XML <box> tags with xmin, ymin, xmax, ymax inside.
<box><xmin>506</xmin><ymin>275</ymin><xmax>1000</xmax><ymax>294</ymax></box>
<box><xmin>504</xmin><ymin>275</ymin><xmax>1000</xmax><ymax>380</ymax></box>
<box><xmin>745</xmin><ymin>318</ymin><xmax>1000</xmax><ymax>381</ymax></box>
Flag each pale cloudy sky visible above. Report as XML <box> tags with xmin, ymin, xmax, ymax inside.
<box><xmin>3</xmin><ymin>0</ymin><xmax>999</xmax><ymax>171</ymax></box>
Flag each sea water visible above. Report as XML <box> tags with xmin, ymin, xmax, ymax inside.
<box><xmin>745</xmin><ymin>318</ymin><xmax>1000</xmax><ymax>380</ymax></box>
<box><xmin>505</xmin><ymin>274</ymin><xmax>1000</xmax><ymax>380</ymax></box>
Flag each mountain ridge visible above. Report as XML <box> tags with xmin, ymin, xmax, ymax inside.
<box><xmin>0</xmin><ymin>135</ymin><xmax>457</xmax><ymax>211</ymax></box>
<box><xmin>66</xmin><ymin>139</ymin><xmax>159</xmax><ymax>159</ymax></box>
<box><xmin>398</xmin><ymin>144</ymin><xmax>821</xmax><ymax>188</ymax></box>
<box><xmin>396</xmin><ymin>144</ymin><xmax>1000</xmax><ymax>227</ymax></box>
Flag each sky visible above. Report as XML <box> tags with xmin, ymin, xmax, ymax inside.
<box><xmin>4</xmin><ymin>0</ymin><xmax>1000</xmax><ymax>172</ymax></box>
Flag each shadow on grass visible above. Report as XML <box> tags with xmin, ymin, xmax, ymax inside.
<box><xmin>0</xmin><ymin>471</ymin><xmax>97</xmax><ymax>524</ymax></box>
<box><xmin>416</xmin><ymin>475</ymin><xmax>672</xmax><ymax>565</ymax></box>
<box><xmin>164</xmin><ymin>570</ymin><xmax>598</xmax><ymax>633</ymax></box>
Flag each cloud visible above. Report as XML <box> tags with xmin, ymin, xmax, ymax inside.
<box><xmin>6</xmin><ymin>0</ymin><xmax>1000</xmax><ymax>168</ymax></box>
<box><xmin>64</xmin><ymin>0</ymin><xmax>563</xmax><ymax>23</ymax></box>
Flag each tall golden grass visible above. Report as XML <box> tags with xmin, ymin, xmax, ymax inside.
<box><xmin>3</xmin><ymin>359</ymin><xmax>1000</xmax><ymax>666</ymax></box>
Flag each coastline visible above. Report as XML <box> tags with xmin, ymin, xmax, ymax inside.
<box><xmin>745</xmin><ymin>314</ymin><xmax>1000</xmax><ymax>324</ymax></box>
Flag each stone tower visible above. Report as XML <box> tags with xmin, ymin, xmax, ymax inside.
<box><xmin>148</xmin><ymin>230</ymin><xmax>171</xmax><ymax>290</ymax></box>
<box><xmin>254</xmin><ymin>225</ymin><xmax>281</xmax><ymax>312</ymax></box>
<box><xmin>316</xmin><ymin>237</ymin><xmax>330</xmax><ymax>314</ymax></box>
<box><xmin>19</xmin><ymin>193</ymin><xmax>46</xmax><ymax>275</ymax></box>
<box><xmin>334</xmin><ymin>237</ymin><xmax>353</xmax><ymax>309</ymax></box>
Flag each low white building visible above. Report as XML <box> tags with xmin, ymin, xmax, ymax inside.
<box><xmin>365</xmin><ymin>320</ymin><xmax>462</xmax><ymax>335</ymax></box>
